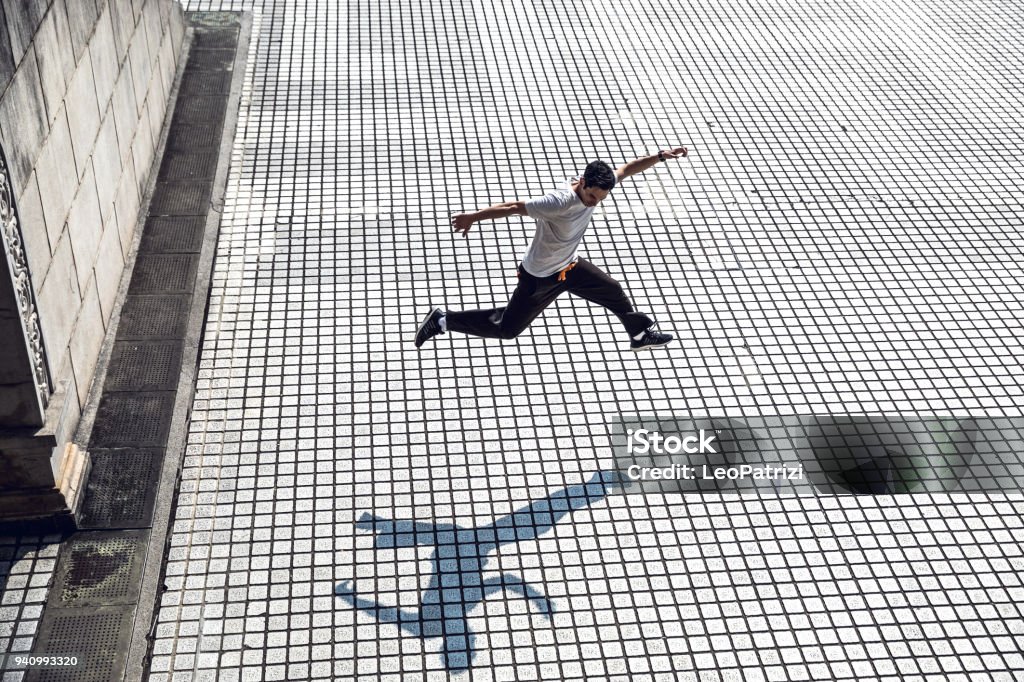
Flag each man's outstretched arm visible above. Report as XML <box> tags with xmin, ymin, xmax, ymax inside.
<box><xmin>615</xmin><ymin>146</ymin><xmax>689</xmax><ymax>182</ymax></box>
<box><xmin>451</xmin><ymin>201</ymin><xmax>528</xmax><ymax>238</ymax></box>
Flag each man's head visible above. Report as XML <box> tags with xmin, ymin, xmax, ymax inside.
<box><xmin>576</xmin><ymin>160</ymin><xmax>616</xmax><ymax>206</ymax></box>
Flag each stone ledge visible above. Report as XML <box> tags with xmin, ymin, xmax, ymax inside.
<box><xmin>0</xmin><ymin>378</ymin><xmax>86</xmax><ymax>528</ymax></box>
<box><xmin>0</xmin><ymin>443</ymin><xmax>89</xmax><ymax>532</ymax></box>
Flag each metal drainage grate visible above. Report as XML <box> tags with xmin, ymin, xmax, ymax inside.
<box><xmin>116</xmin><ymin>295</ymin><xmax>190</xmax><ymax>339</ymax></box>
<box><xmin>129</xmin><ymin>253</ymin><xmax>197</xmax><ymax>293</ymax></box>
<box><xmin>157</xmin><ymin>150</ymin><xmax>219</xmax><ymax>182</ymax></box>
<box><xmin>139</xmin><ymin>216</ymin><xmax>206</xmax><ymax>253</ymax></box>
<box><xmin>51</xmin><ymin>532</ymin><xmax>146</xmax><ymax>606</ymax></box>
<box><xmin>79</xmin><ymin>449</ymin><xmax>162</xmax><ymax>529</ymax></box>
<box><xmin>88</xmin><ymin>393</ymin><xmax>175</xmax><ymax>448</ymax></box>
<box><xmin>188</xmin><ymin>47</ymin><xmax>235</xmax><ymax>71</ymax></box>
<box><xmin>179</xmin><ymin>70</ymin><xmax>232</xmax><ymax>95</ymax></box>
<box><xmin>192</xmin><ymin>27</ymin><xmax>240</xmax><ymax>49</ymax></box>
<box><xmin>166</xmin><ymin>122</ymin><xmax>222</xmax><ymax>151</ymax></box>
<box><xmin>148</xmin><ymin>181</ymin><xmax>213</xmax><ymax>216</ymax></box>
<box><xmin>170</xmin><ymin>96</ymin><xmax>229</xmax><ymax>128</ymax></box>
<box><xmin>26</xmin><ymin>607</ymin><xmax>134</xmax><ymax>682</ymax></box>
<box><xmin>105</xmin><ymin>341</ymin><xmax>184</xmax><ymax>392</ymax></box>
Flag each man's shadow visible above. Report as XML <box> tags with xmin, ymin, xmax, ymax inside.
<box><xmin>335</xmin><ymin>470</ymin><xmax>624</xmax><ymax>672</ymax></box>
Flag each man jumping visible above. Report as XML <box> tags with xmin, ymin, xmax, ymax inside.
<box><xmin>415</xmin><ymin>147</ymin><xmax>689</xmax><ymax>351</ymax></box>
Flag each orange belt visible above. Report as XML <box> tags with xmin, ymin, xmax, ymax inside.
<box><xmin>517</xmin><ymin>260</ymin><xmax>578</xmax><ymax>280</ymax></box>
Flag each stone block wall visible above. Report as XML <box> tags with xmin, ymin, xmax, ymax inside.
<box><xmin>0</xmin><ymin>0</ymin><xmax>186</xmax><ymax>525</ymax></box>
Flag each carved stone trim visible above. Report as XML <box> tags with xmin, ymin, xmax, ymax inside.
<box><xmin>0</xmin><ymin>146</ymin><xmax>52</xmax><ymax>413</ymax></box>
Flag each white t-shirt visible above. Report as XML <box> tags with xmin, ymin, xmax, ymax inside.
<box><xmin>521</xmin><ymin>176</ymin><xmax>596</xmax><ymax>277</ymax></box>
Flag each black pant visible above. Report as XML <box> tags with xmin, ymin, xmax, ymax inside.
<box><xmin>446</xmin><ymin>258</ymin><xmax>654</xmax><ymax>340</ymax></box>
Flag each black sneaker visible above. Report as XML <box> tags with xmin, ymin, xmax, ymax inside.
<box><xmin>415</xmin><ymin>307</ymin><xmax>445</xmax><ymax>348</ymax></box>
<box><xmin>630</xmin><ymin>326</ymin><xmax>673</xmax><ymax>351</ymax></box>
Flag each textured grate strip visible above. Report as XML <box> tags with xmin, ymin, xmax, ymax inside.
<box><xmin>79</xmin><ymin>449</ymin><xmax>162</xmax><ymax>528</ymax></box>
<box><xmin>179</xmin><ymin>70</ymin><xmax>231</xmax><ymax>95</ymax></box>
<box><xmin>157</xmin><ymin>149</ymin><xmax>219</xmax><ymax>182</ymax></box>
<box><xmin>139</xmin><ymin>217</ymin><xmax>206</xmax><ymax>253</ymax></box>
<box><xmin>148</xmin><ymin>181</ymin><xmax>213</xmax><ymax>216</ymax></box>
<box><xmin>186</xmin><ymin>47</ymin><xmax>235</xmax><ymax>71</ymax></box>
<box><xmin>116</xmin><ymin>295</ymin><xmax>190</xmax><ymax>338</ymax></box>
<box><xmin>88</xmin><ymin>393</ymin><xmax>175</xmax><ymax>448</ymax></box>
<box><xmin>170</xmin><ymin>96</ymin><xmax>228</xmax><ymax>128</ymax></box>
<box><xmin>129</xmin><ymin>253</ymin><xmax>197</xmax><ymax>293</ymax></box>
<box><xmin>192</xmin><ymin>26</ymin><xmax>239</xmax><ymax>49</ymax></box>
<box><xmin>50</xmin><ymin>533</ymin><xmax>146</xmax><ymax>606</ymax></box>
<box><xmin>105</xmin><ymin>341</ymin><xmax>184</xmax><ymax>391</ymax></box>
<box><xmin>25</xmin><ymin>608</ymin><xmax>134</xmax><ymax>682</ymax></box>
<box><xmin>165</xmin><ymin>122</ymin><xmax>222</xmax><ymax>151</ymax></box>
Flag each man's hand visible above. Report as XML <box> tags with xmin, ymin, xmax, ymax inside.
<box><xmin>618</xmin><ymin>147</ymin><xmax>690</xmax><ymax>181</ymax></box>
<box><xmin>451</xmin><ymin>213</ymin><xmax>475</xmax><ymax>238</ymax></box>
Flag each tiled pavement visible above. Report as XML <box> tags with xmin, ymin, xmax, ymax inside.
<box><xmin>8</xmin><ymin>0</ymin><xmax>1024</xmax><ymax>680</ymax></box>
<box><xmin>0</xmin><ymin>536</ymin><xmax>60</xmax><ymax>675</ymax></box>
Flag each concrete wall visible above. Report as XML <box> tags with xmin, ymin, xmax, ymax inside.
<box><xmin>0</xmin><ymin>0</ymin><xmax>185</xmax><ymax>427</ymax></box>
<box><xmin>0</xmin><ymin>0</ymin><xmax>186</xmax><ymax>526</ymax></box>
